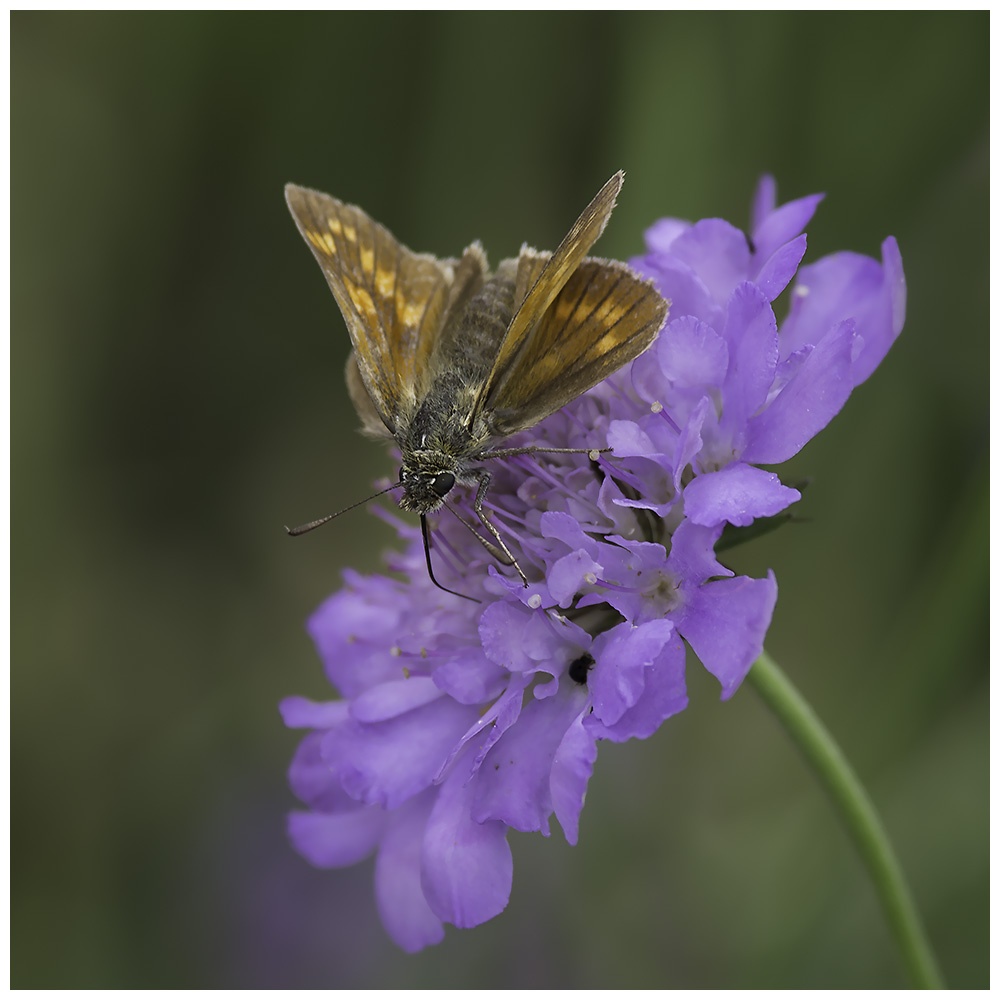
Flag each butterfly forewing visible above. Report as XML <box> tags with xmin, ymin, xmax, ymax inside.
<box><xmin>284</xmin><ymin>184</ymin><xmax>457</xmax><ymax>433</ymax></box>
<box><xmin>484</xmin><ymin>256</ymin><xmax>668</xmax><ymax>435</ymax></box>
<box><xmin>473</xmin><ymin>171</ymin><xmax>625</xmax><ymax>422</ymax></box>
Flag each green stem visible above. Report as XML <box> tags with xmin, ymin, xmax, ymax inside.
<box><xmin>747</xmin><ymin>650</ymin><xmax>944</xmax><ymax>989</ymax></box>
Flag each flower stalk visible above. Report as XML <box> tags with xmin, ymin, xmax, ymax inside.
<box><xmin>748</xmin><ymin>650</ymin><xmax>944</xmax><ymax>989</ymax></box>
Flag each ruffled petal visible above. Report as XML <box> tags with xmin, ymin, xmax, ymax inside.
<box><xmin>671</xmin><ymin>218</ymin><xmax>752</xmax><ymax>305</ymax></box>
<box><xmin>288</xmin><ymin>804</ymin><xmax>387</xmax><ymax>869</ymax></box>
<box><xmin>684</xmin><ymin>464</ymin><xmax>801</xmax><ymax>528</ymax></box>
<box><xmin>321</xmin><ymin>696</ymin><xmax>480</xmax><ymax>809</ymax></box>
<box><xmin>752</xmin><ymin>191</ymin><xmax>824</xmax><ymax>263</ymax></box>
<box><xmin>779</xmin><ymin>239</ymin><xmax>905</xmax><ymax>386</ymax></box>
<box><xmin>754</xmin><ymin>233</ymin><xmax>808</xmax><ymax>302</ymax></box>
<box><xmin>351</xmin><ymin>676</ymin><xmax>443</xmax><ymax>722</ymax></box>
<box><xmin>375</xmin><ymin>793</ymin><xmax>445</xmax><ymax>952</ymax></box>
<box><xmin>657</xmin><ymin>315</ymin><xmax>729</xmax><ymax>390</ymax></box>
<box><xmin>742</xmin><ymin>319</ymin><xmax>857</xmax><ymax>464</ymax></box>
<box><xmin>674</xmin><ymin>571</ymin><xmax>778</xmax><ymax>699</ymax></box>
<box><xmin>588</xmin><ymin>619</ymin><xmax>683</xmax><ymax>737</ymax></box>
<box><xmin>721</xmin><ymin>283</ymin><xmax>780</xmax><ymax>428</ymax></box>
<box><xmin>549</xmin><ymin>716</ymin><xmax>598</xmax><ymax>845</ymax></box>
<box><xmin>473</xmin><ymin>682</ymin><xmax>590</xmax><ymax>834</ymax></box>
<box><xmin>421</xmin><ymin>757</ymin><xmax>513</xmax><ymax>928</ymax></box>
<box><xmin>279</xmin><ymin>696</ymin><xmax>348</xmax><ymax>730</ymax></box>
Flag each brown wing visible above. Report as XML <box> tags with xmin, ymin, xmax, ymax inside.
<box><xmin>483</xmin><ymin>255</ymin><xmax>668</xmax><ymax>435</ymax></box>
<box><xmin>285</xmin><ymin>184</ymin><xmax>484</xmax><ymax>435</ymax></box>
<box><xmin>472</xmin><ymin>171</ymin><xmax>624</xmax><ymax>422</ymax></box>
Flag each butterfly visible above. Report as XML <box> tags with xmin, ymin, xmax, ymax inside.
<box><xmin>285</xmin><ymin>171</ymin><xmax>668</xmax><ymax>597</ymax></box>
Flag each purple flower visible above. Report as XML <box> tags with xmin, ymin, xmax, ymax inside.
<box><xmin>629</xmin><ymin>176</ymin><xmax>905</xmax><ymax>528</ymax></box>
<box><xmin>281</xmin><ymin>177</ymin><xmax>905</xmax><ymax>950</ymax></box>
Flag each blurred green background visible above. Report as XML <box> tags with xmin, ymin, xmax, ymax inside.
<box><xmin>12</xmin><ymin>11</ymin><xmax>987</xmax><ymax>988</ymax></box>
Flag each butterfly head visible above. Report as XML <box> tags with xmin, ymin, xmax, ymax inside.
<box><xmin>397</xmin><ymin>451</ymin><xmax>462</xmax><ymax>515</ymax></box>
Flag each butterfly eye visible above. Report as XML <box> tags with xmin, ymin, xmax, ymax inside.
<box><xmin>431</xmin><ymin>473</ymin><xmax>455</xmax><ymax>498</ymax></box>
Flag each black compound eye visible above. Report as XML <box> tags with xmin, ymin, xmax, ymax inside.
<box><xmin>431</xmin><ymin>472</ymin><xmax>456</xmax><ymax>497</ymax></box>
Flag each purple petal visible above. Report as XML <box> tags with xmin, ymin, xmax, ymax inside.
<box><xmin>750</xmin><ymin>174</ymin><xmax>777</xmax><ymax>235</ymax></box>
<box><xmin>307</xmin><ymin>587</ymin><xmax>405</xmax><ymax>698</ymax></box>
<box><xmin>853</xmin><ymin>236</ymin><xmax>906</xmax><ymax>384</ymax></box>
<box><xmin>742</xmin><ymin>319</ymin><xmax>857</xmax><ymax>464</ymax></box>
<box><xmin>485</xmin><ymin>568</ymin><xmax>555</xmax><ymax>611</ymax></box>
<box><xmin>684</xmin><ymin>464</ymin><xmax>801</xmax><ymax>528</ymax></box>
<box><xmin>672</xmin><ymin>396</ymin><xmax>712</xmax><ymax>493</ymax></box>
<box><xmin>472</xmin><ymin>683</ymin><xmax>590</xmax><ymax>834</ymax></box>
<box><xmin>664</xmin><ymin>518</ymin><xmax>729</xmax><ymax>587</ymax></box>
<box><xmin>548</xmin><ymin>549</ymin><xmax>603</xmax><ymax>607</ymax></box>
<box><xmin>754</xmin><ymin>233</ymin><xmax>807</xmax><ymax>302</ymax></box>
<box><xmin>657</xmin><ymin>315</ymin><xmax>729</xmax><ymax>389</ymax></box>
<box><xmin>432</xmin><ymin>649</ymin><xmax>507</xmax><ymax>706</ymax></box>
<box><xmin>644</xmin><ymin>216</ymin><xmax>690</xmax><ymax>253</ymax></box>
<box><xmin>375</xmin><ymin>792</ymin><xmax>445</xmax><ymax>952</ymax></box>
<box><xmin>589</xmin><ymin>619</ymin><xmax>675</xmax><ymax>726</ymax></box>
<box><xmin>779</xmin><ymin>239</ymin><xmax>905</xmax><ymax>386</ymax></box>
<box><xmin>549</xmin><ymin>716</ymin><xmax>598</xmax><ymax>845</ymax></box>
<box><xmin>586</xmin><ymin>629</ymin><xmax>687</xmax><ymax>743</ymax></box>
<box><xmin>289</xmin><ymin>732</ymin><xmax>351</xmax><ymax>811</ymax></box>
<box><xmin>539</xmin><ymin>510</ymin><xmax>602</xmax><ymax>558</ymax></box>
<box><xmin>587</xmin><ymin>619</ymin><xmax>684</xmax><ymax>736</ymax></box>
<box><xmin>435</xmin><ymin>674</ymin><xmax>529</xmax><ymax>784</ymax></box>
<box><xmin>288</xmin><ymin>805</ymin><xmax>387</xmax><ymax>868</ymax></box>
<box><xmin>351</xmin><ymin>676</ymin><xmax>444</xmax><ymax>722</ymax></box>
<box><xmin>279</xmin><ymin>696</ymin><xmax>348</xmax><ymax>730</ymax></box>
<box><xmin>671</xmin><ymin>218</ymin><xmax>751</xmax><ymax>305</ymax></box>
<box><xmin>752</xmin><ymin>192</ymin><xmax>824</xmax><ymax>263</ymax></box>
<box><xmin>479</xmin><ymin>601</ymin><xmax>586</xmax><ymax>674</ymax></box>
<box><xmin>322</xmin><ymin>696</ymin><xmax>480</xmax><ymax>809</ymax></box>
<box><xmin>674</xmin><ymin>571</ymin><xmax>778</xmax><ymax>699</ymax></box>
<box><xmin>721</xmin><ymin>283</ymin><xmax>780</xmax><ymax>427</ymax></box>
<box><xmin>632</xmin><ymin>252</ymin><xmax>722</xmax><ymax>331</ymax></box>
<box><xmin>607</xmin><ymin>418</ymin><xmax>658</xmax><ymax>457</ymax></box>
<box><xmin>421</xmin><ymin>757</ymin><xmax>513</xmax><ymax>928</ymax></box>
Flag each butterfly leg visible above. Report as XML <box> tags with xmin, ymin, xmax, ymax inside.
<box><xmin>466</xmin><ymin>469</ymin><xmax>528</xmax><ymax>586</ymax></box>
<box><xmin>441</xmin><ymin>490</ymin><xmax>521</xmax><ymax>578</ymax></box>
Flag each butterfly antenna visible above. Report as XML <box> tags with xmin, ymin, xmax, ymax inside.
<box><xmin>285</xmin><ymin>482</ymin><xmax>401</xmax><ymax>536</ymax></box>
<box><xmin>421</xmin><ymin>515</ymin><xmax>479</xmax><ymax>603</ymax></box>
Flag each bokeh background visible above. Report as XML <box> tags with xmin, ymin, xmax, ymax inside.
<box><xmin>12</xmin><ymin>11</ymin><xmax>988</xmax><ymax>989</ymax></box>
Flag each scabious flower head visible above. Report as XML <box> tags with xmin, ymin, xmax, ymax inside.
<box><xmin>281</xmin><ymin>176</ymin><xmax>906</xmax><ymax>951</ymax></box>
